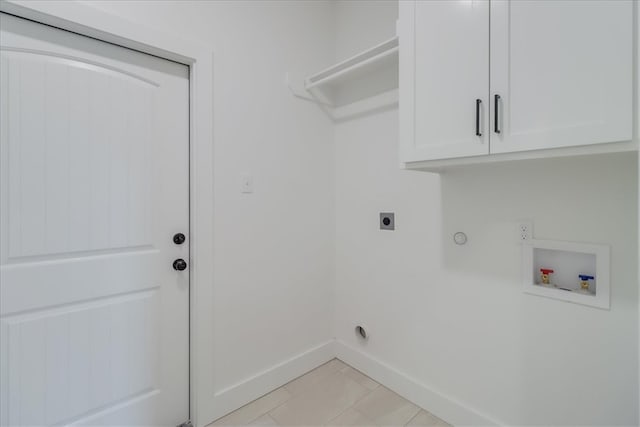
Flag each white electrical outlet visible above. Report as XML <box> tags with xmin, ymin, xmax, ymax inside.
<box><xmin>517</xmin><ymin>221</ymin><xmax>533</xmax><ymax>242</ymax></box>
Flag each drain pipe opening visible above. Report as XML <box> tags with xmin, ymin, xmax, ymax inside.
<box><xmin>355</xmin><ymin>325</ymin><xmax>368</xmax><ymax>340</ymax></box>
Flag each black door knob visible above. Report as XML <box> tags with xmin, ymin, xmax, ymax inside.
<box><xmin>173</xmin><ymin>233</ymin><xmax>186</xmax><ymax>245</ymax></box>
<box><xmin>173</xmin><ymin>258</ymin><xmax>187</xmax><ymax>271</ymax></box>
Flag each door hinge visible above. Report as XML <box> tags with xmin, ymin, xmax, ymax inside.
<box><xmin>177</xmin><ymin>421</ymin><xmax>193</xmax><ymax>427</ymax></box>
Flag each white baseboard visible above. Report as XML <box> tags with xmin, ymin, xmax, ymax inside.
<box><xmin>202</xmin><ymin>339</ymin><xmax>501</xmax><ymax>426</ymax></box>
<box><xmin>205</xmin><ymin>340</ymin><xmax>336</xmax><ymax>423</ymax></box>
<box><xmin>335</xmin><ymin>340</ymin><xmax>501</xmax><ymax>427</ymax></box>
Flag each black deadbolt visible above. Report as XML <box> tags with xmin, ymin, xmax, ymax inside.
<box><xmin>173</xmin><ymin>233</ymin><xmax>186</xmax><ymax>245</ymax></box>
<box><xmin>382</xmin><ymin>217</ymin><xmax>391</xmax><ymax>226</ymax></box>
<box><xmin>173</xmin><ymin>258</ymin><xmax>187</xmax><ymax>271</ymax></box>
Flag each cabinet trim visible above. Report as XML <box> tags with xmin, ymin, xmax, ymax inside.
<box><xmin>403</xmin><ymin>140</ymin><xmax>638</xmax><ymax>172</ymax></box>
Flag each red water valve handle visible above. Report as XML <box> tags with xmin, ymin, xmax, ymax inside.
<box><xmin>540</xmin><ymin>269</ymin><xmax>554</xmax><ymax>274</ymax></box>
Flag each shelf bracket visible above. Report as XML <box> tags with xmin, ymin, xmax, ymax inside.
<box><xmin>285</xmin><ymin>72</ymin><xmax>398</xmax><ymax>122</ymax></box>
<box><xmin>285</xmin><ymin>72</ymin><xmax>332</xmax><ymax>107</ymax></box>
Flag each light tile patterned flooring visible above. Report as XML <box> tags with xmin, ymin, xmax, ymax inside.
<box><xmin>209</xmin><ymin>359</ymin><xmax>451</xmax><ymax>427</ymax></box>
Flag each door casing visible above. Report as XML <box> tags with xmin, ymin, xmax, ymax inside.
<box><xmin>0</xmin><ymin>2</ymin><xmax>215</xmax><ymax>426</ymax></box>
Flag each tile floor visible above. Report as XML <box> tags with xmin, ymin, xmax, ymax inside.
<box><xmin>209</xmin><ymin>359</ymin><xmax>451</xmax><ymax>427</ymax></box>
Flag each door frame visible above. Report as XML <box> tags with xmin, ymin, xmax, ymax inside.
<box><xmin>0</xmin><ymin>2</ymin><xmax>215</xmax><ymax>426</ymax></box>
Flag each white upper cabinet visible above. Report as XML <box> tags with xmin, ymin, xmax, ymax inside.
<box><xmin>400</xmin><ymin>0</ymin><xmax>634</xmax><ymax>167</ymax></box>
<box><xmin>400</xmin><ymin>0</ymin><xmax>490</xmax><ymax>162</ymax></box>
<box><xmin>490</xmin><ymin>0</ymin><xmax>632</xmax><ymax>154</ymax></box>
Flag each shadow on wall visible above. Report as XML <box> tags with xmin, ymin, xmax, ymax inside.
<box><xmin>437</xmin><ymin>152</ymin><xmax>638</xmax><ymax>425</ymax></box>
<box><xmin>439</xmin><ymin>152</ymin><xmax>637</xmax><ymax>281</ymax></box>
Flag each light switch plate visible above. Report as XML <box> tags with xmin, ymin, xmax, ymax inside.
<box><xmin>241</xmin><ymin>175</ymin><xmax>253</xmax><ymax>193</ymax></box>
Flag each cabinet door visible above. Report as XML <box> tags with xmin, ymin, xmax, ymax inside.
<box><xmin>400</xmin><ymin>0</ymin><xmax>489</xmax><ymax>163</ymax></box>
<box><xmin>490</xmin><ymin>0</ymin><xmax>632</xmax><ymax>154</ymax></box>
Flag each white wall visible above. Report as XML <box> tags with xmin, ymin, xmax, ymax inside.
<box><xmin>87</xmin><ymin>0</ymin><xmax>337</xmax><ymax>421</ymax></box>
<box><xmin>78</xmin><ymin>1</ymin><xmax>640</xmax><ymax>425</ymax></box>
<box><xmin>333</xmin><ymin>2</ymin><xmax>639</xmax><ymax>426</ymax></box>
<box><xmin>636</xmin><ymin>4</ymin><xmax>640</xmax><ymax>423</ymax></box>
<box><xmin>334</xmin><ymin>0</ymin><xmax>398</xmax><ymax>60</ymax></box>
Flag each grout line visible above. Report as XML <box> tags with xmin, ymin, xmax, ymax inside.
<box><xmin>323</xmin><ymin>372</ymin><xmax>377</xmax><ymax>426</ymax></box>
<box><xmin>210</xmin><ymin>387</ymin><xmax>294</xmax><ymax>426</ymax></box>
<box><xmin>268</xmin><ymin>365</ymin><xmax>348</xmax><ymax>421</ymax></box>
<box><xmin>270</xmin><ymin>365</ymin><xmax>376</xmax><ymax>427</ymax></box>
<box><xmin>265</xmin><ymin>389</ymin><xmax>295</xmax><ymax>422</ymax></box>
<box><xmin>246</xmin><ymin>411</ymin><xmax>281</xmax><ymax>427</ymax></box>
<box><xmin>336</xmin><ymin>358</ymin><xmax>442</xmax><ymax>424</ymax></box>
<box><xmin>237</xmin><ymin>357</ymin><xmax>446</xmax><ymax>427</ymax></box>
<box><xmin>404</xmin><ymin>409</ymin><xmax>421</xmax><ymax>427</ymax></box>
<box><xmin>263</xmin><ymin>414</ymin><xmax>280</xmax><ymax>426</ymax></box>
<box><xmin>257</xmin><ymin>358</ymin><xmax>343</xmax><ymax>422</ymax></box>
<box><xmin>282</xmin><ymin>358</ymin><xmax>343</xmax><ymax>397</ymax></box>
<box><xmin>325</xmin><ymin>407</ymin><xmax>374</xmax><ymax>427</ymax></box>
<box><xmin>246</xmin><ymin>389</ymin><xmax>295</xmax><ymax>426</ymax></box>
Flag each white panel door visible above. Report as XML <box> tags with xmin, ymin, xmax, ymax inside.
<box><xmin>0</xmin><ymin>13</ymin><xmax>189</xmax><ymax>426</ymax></box>
<box><xmin>405</xmin><ymin>0</ymin><xmax>489</xmax><ymax>162</ymax></box>
<box><xmin>490</xmin><ymin>0</ymin><xmax>633</xmax><ymax>154</ymax></box>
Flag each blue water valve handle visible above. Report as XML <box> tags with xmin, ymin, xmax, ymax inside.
<box><xmin>579</xmin><ymin>275</ymin><xmax>594</xmax><ymax>281</ymax></box>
